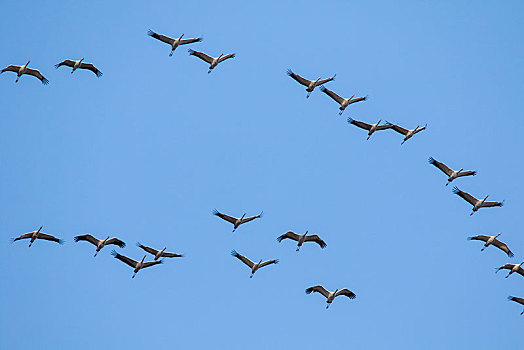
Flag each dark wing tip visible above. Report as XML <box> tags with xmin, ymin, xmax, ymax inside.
<box><xmin>274</xmin><ymin>259</ymin><xmax>279</xmax><ymax>264</ymax></box>
<box><xmin>319</xmin><ymin>241</ymin><xmax>327</xmax><ymax>248</ymax></box>
<box><xmin>147</xmin><ymin>29</ymin><xmax>155</xmax><ymax>36</ymax></box>
<box><xmin>508</xmin><ymin>251</ymin><xmax>515</xmax><ymax>258</ymax></box>
<box><xmin>10</xmin><ymin>238</ymin><xmax>16</xmax><ymax>244</ymax></box>
<box><xmin>500</xmin><ymin>200</ymin><xmax>505</xmax><ymax>207</ymax></box>
<box><xmin>118</xmin><ymin>241</ymin><xmax>126</xmax><ymax>248</ymax></box>
<box><xmin>111</xmin><ymin>249</ymin><xmax>118</xmax><ymax>257</ymax></box>
<box><xmin>276</xmin><ymin>235</ymin><xmax>284</xmax><ymax>242</ymax></box>
<box><xmin>332</xmin><ymin>73</ymin><xmax>336</xmax><ymax>80</ymax></box>
<box><xmin>230</xmin><ymin>53</ymin><xmax>236</xmax><ymax>58</ymax></box>
<box><xmin>347</xmin><ymin>117</ymin><xmax>354</xmax><ymax>123</ymax></box>
<box><xmin>319</xmin><ymin>85</ymin><xmax>327</xmax><ymax>92</ymax></box>
<box><xmin>467</xmin><ymin>236</ymin><xmax>474</xmax><ymax>241</ymax></box>
<box><xmin>305</xmin><ymin>287</ymin><xmax>314</xmax><ymax>294</ymax></box>
<box><xmin>42</xmin><ymin>78</ymin><xmax>49</xmax><ymax>85</ymax></box>
<box><xmin>258</xmin><ymin>211</ymin><xmax>264</xmax><ymax>218</ymax></box>
<box><xmin>54</xmin><ymin>63</ymin><xmax>60</xmax><ymax>69</ymax></box>
<box><xmin>508</xmin><ymin>296</ymin><xmax>515</xmax><ymax>301</ymax></box>
<box><xmin>452</xmin><ymin>186</ymin><xmax>460</xmax><ymax>194</ymax></box>
<box><xmin>212</xmin><ymin>209</ymin><xmax>220</xmax><ymax>216</ymax></box>
<box><xmin>231</xmin><ymin>249</ymin><xmax>238</xmax><ymax>257</ymax></box>
<box><xmin>472</xmin><ymin>171</ymin><xmax>477</xmax><ymax>175</ymax></box>
<box><xmin>188</xmin><ymin>48</ymin><xmax>195</xmax><ymax>55</ymax></box>
<box><xmin>57</xmin><ymin>239</ymin><xmax>65</xmax><ymax>245</ymax></box>
<box><xmin>286</xmin><ymin>69</ymin><xmax>293</xmax><ymax>76</ymax></box>
<box><xmin>95</xmin><ymin>70</ymin><xmax>103</xmax><ymax>78</ymax></box>
<box><xmin>73</xmin><ymin>236</ymin><xmax>80</xmax><ymax>242</ymax></box>
<box><xmin>136</xmin><ymin>241</ymin><xmax>142</xmax><ymax>247</ymax></box>
<box><xmin>349</xmin><ymin>293</ymin><xmax>356</xmax><ymax>300</ymax></box>
<box><xmin>428</xmin><ymin>156</ymin><xmax>435</xmax><ymax>164</ymax></box>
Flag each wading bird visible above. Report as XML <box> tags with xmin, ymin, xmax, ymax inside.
<box><xmin>319</xmin><ymin>86</ymin><xmax>367</xmax><ymax>115</ymax></box>
<box><xmin>11</xmin><ymin>226</ymin><xmax>62</xmax><ymax>247</ymax></box>
<box><xmin>286</xmin><ymin>69</ymin><xmax>335</xmax><ymax>98</ymax></box>
<box><xmin>188</xmin><ymin>49</ymin><xmax>235</xmax><ymax>73</ymax></box>
<box><xmin>148</xmin><ymin>30</ymin><xmax>202</xmax><ymax>56</ymax></box>
<box><xmin>230</xmin><ymin>250</ymin><xmax>278</xmax><ymax>278</ymax></box>
<box><xmin>111</xmin><ymin>250</ymin><xmax>162</xmax><ymax>278</ymax></box>
<box><xmin>508</xmin><ymin>296</ymin><xmax>524</xmax><ymax>315</ymax></box>
<box><xmin>277</xmin><ymin>230</ymin><xmax>326</xmax><ymax>251</ymax></box>
<box><xmin>496</xmin><ymin>261</ymin><xmax>524</xmax><ymax>279</ymax></box>
<box><xmin>305</xmin><ymin>285</ymin><xmax>356</xmax><ymax>309</ymax></box>
<box><xmin>136</xmin><ymin>242</ymin><xmax>183</xmax><ymax>260</ymax></box>
<box><xmin>74</xmin><ymin>234</ymin><xmax>125</xmax><ymax>256</ymax></box>
<box><xmin>428</xmin><ymin>157</ymin><xmax>476</xmax><ymax>186</ymax></box>
<box><xmin>347</xmin><ymin>117</ymin><xmax>392</xmax><ymax>140</ymax></box>
<box><xmin>1</xmin><ymin>61</ymin><xmax>49</xmax><ymax>84</ymax></box>
<box><xmin>452</xmin><ymin>186</ymin><xmax>504</xmax><ymax>216</ymax></box>
<box><xmin>213</xmin><ymin>209</ymin><xmax>263</xmax><ymax>232</ymax></box>
<box><xmin>386</xmin><ymin>121</ymin><xmax>426</xmax><ymax>144</ymax></box>
<box><xmin>55</xmin><ymin>58</ymin><xmax>102</xmax><ymax>77</ymax></box>
<box><xmin>467</xmin><ymin>233</ymin><xmax>513</xmax><ymax>257</ymax></box>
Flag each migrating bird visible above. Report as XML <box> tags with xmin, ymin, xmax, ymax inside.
<box><xmin>467</xmin><ymin>233</ymin><xmax>513</xmax><ymax>257</ymax></box>
<box><xmin>74</xmin><ymin>234</ymin><xmax>125</xmax><ymax>256</ymax></box>
<box><xmin>508</xmin><ymin>296</ymin><xmax>524</xmax><ymax>315</ymax></box>
<box><xmin>136</xmin><ymin>242</ymin><xmax>183</xmax><ymax>260</ymax></box>
<box><xmin>230</xmin><ymin>250</ymin><xmax>278</xmax><ymax>278</ymax></box>
<box><xmin>319</xmin><ymin>86</ymin><xmax>366</xmax><ymax>115</ymax></box>
<box><xmin>386</xmin><ymin>121</ymin><xmax>426</xmax><ymax>144</ymax></box>
<box><xmin>147</xmin><ymin>30</ymin><xmax>202</xmax><ymax>56</ymax></box>
<box><xmin>428</xmin><ymin>157</ymin><xmax>476</xmax><ymax>186</ymax></box>
<box><xmin>213</xmin><ymin>209</ymin><xmax>263</xmax><ymax>232</ymax></box>
<box><xmin>1</xmin><ymin>61</ymin><xmax>49</xmax><ymax>85</ymax></box>
<box><xmin>286</xmin><ymin>69</ymin><xmax>335</xmax><ymax>98</ymax></box>
<box><xmin>277</xmin><ymin>230</ymin><xmax>326</xmax><ymax>251</ymax></box>
<box><xmin>347</xmin><ymin>117</ymin><xmax>392</xmax><ymax>140</ymax></box>
<box><xmin>452</xmin><ymin>186</ymin><xmax>504</xmax><ymax>216</ymax></box>
<box><xmin>55</xmin><ymin>58</ymin><xmax>102</xmax><ymax>77</ymax></box>
<box><xmin>305</xmin><ymin>285</ymin><xmax>356</xmax><ymax>309</ymax></box>
<box><xmin>188</xmin><ymin>49</ymin><xmax>235</xmax><ymax>73</ymax></box>
<box><xmin>11</xmin><ymin>226</ymin><xmax>63</xmax><ymax>247</ymax></box>
<box><xmin>496</xmin><ymin>261</ymin><xmax>524</xmax><ymax>279</ymax></box>
<box><xmin>111</xmin><ymin>250</ymin><xmax>162</xmax><ymax>278</ymax></box>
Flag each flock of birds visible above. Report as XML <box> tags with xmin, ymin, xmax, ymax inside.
<box><xmin>5</xmin><ymin>29</ymin><xmax>521</xmax><ymax>313</ymax></box>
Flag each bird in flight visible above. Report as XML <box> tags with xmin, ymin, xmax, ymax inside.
<box><xmin>11</xmin><ymin>226</ymin><xmax>63</xmax><ymax>247</ymax></box>
<box><xmin>213</xmin><ymin>209</ymin><xmax>263</xmax><ymax>232</ymax></box>
<box><xmin>1</xmin><ymin>61</ymin><xmax>49</xmax><ymax>85</ymax></box>
<box><xmin>277</xmin><ymin>230</ymin><xmax>326</xmax><ymax>251</ymax></box>
<box><xmin>55</xmin><ymin>58</ymin><xmax>102</xmax><ymax>77</ymax></box>
<box><xmin>137</xmin><ymin>242</ymin><xmax>183</xmax><ymax>260</ymax></box>
<box><xmin>230</xmin><ymin>250</ymin><xmax>278</xmax><ymax>278</ymax></box>
<box><xmin>305</xmin><ymin>285</ymin><xmax>356</xmax><ymax>309</ymax></box>
<box><xmin>148</xmin><ymin>30</ymin><xmax>202</xmax><ymax>56</ymax></box>
<box><xmin>496</xmin><ymin>261</ymin><xmax>524</xmax><ymax>279</ymax></box>
<box><xmin>111</xmin><ymin>250</ymin><xmax>163</xmax><ymax>278</ymax></box>
<box><xmin>452</xmin><ymin>186</ymin><xmax>504</xmax><ymax>216</ymax></box>
<box><xmin>188</xmin><ymin>49</ymin><xmax>235</xmax><ymax>73</ymax></box>
<box><xmin>286</xmin><ymin>69</ymin><xmax>335</xmax><ymax>98</ymax></box>
<box><xmin>74</xmin><ymin>234</ymin><xmax>125</xmax><ymax>256</ymax></box>
<box><xmin>319</xmin><ymin>86</ymin><xmax>367</xmax><ymax>115</ymax></box>
<box><xmin>467</xmin><ymin>233</ymin><xmax>513</xmax><ymax>257</ymax></box>
<box><xmin>386</xmin><ymin>121</ymin><xmax>426</xmax><ymax>144</ymax></box>
<box><xmin>347</xmin><ymin>117</ymin><xmax>392</xmax><ymax>140</ymax></box>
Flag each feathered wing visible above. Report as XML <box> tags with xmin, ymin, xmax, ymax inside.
<box><xmin>213</xmin><ymin>209</ymin><xmax>238</xmax><ymax>224</ymax></box>
<box><xmin>492</xmin><ymin>239</ymin><xmax>514</xmax><ymax>257</ymax></box>
<box><xmin>481</xmin><ymin>200</ymin><xmax>504</xmax><ymax>208</ymax></box>
<box><xmin>180</xmin><ymin>37</ymin><xmax>203</xmax><ymax>45</ymax></box>
<box><xmin>386</xmin><ymin>123</ymin><xmax>409</xmax><ymax>135</ymax></box>
<box><xmin>259</xmin><ymin>259</ymin><xmax>279</xmax><ymax>268</ymax></box>
<box><xmin>231</xmin><ymin>250</ymin><xmax>254</xmax><ymax>268</ymax></box>
<box><xmin>54</xmin><ymin>60</ymin><xmax>75</xmax><ymax>69</ymax></box>
<box><xmin>188</xmin><ymin>49</ymin><xmax>214</xmax><ymax>64</ymax></box>
<box><xmin>37</xmin><ymin>233</ymin><xmax>63</xmax><ymax>244</ymax></box>
<box><xmin>79</xmin><ymin>62</ymin><xmax>102</xmax><ymax>77</ymax></box>
<box><xmin>517</xmin><ymin>267</ymin><xmax>524</xmax><ymax>277</ymax></box>
<box><xmin>147</xmin><ymin>30</ymin><xmax>175</xmax><ymax>45</ymax></box>
<box><xmin>111</xmin><ymin>250</ymin><xmax>138</xmax><ymax>268</ymax></box>
<box><xmin>452</xmin><ymin>187</ymin><xmax>479</xmax><ymax>206</ymax></box>
<box><xmin>305</xmin><ymin>285</ymin><xmax>330</xmax><ymax>299</ymax></box>
<box><xmin>142</xmin><ymin>260</ymin><xmax>163</xmax><ymax>269</ymax></box>
<box><xmin>11</xmin><ymin>232</ymin><xmax>34</xmax><ymax>242</ymax></box>
<box><xmin>105</xmin><ymin>238</ymin><xmax>125</xmax><ymax>248</ymax></box>
<box><xmin>467</xmin><ymin>235</ymin><xmax>490</xmax><ymax>243</ymax></box>
<box><xmin>277</xmin><ymin>231</ymin><xmax>301</xmax><ymax>242</ymax></box>
<box><xmin>136</xmin><ymin>242</ymin><xmax>159</xmax><ymax>255</ymax></box>
<box><xmin>161</xmin><ymin>252</ymin><xmax>183</xmax><ymax>258</ymax></box>
<box><xmin>347</xmin><ymin>118</ymin><xmax>372</xmax><ymax>131</ymax></box>
<box><xmin>496</xmin><ymin>263</ymin><xmax>515</xmax><ymax>273</ymax></box>
<box><xmin>319</xmin><ymin>86</ymin><xmax>345</xmax><ymax>104</ymax></box>
<box><xmin>347</xmin><ymin>96</ymin><xmax>367</xmax><ymax>104</ymax></box>
<box><xmin>286</xmin><ymin>69</ymin><xmax>311</xmax><ymax>86</ymax></box>
<box><xmin>456</xmin><ymin>170</ymin><xmax>477</xmax><ymax>178</ymax></box>
<box><xmin>376</xmin><ymin>124</ymin><xmax>393</xmax><ymax>131</ymax></box>
<box><xmin>317</xmin><ymin>75</ymin><xmax>336</xmax><ymax>86</ymax></box>
<box><xmin>1</xmin><ymin>65</ymin><xmax>20</xmax><ymax>73</ymax></box>
<box><xmin>508</xmin><ymin>296</ymin><xmax>524</xmax><ymax>305</ymax></box>
<box><xmin>25</xmin><ymin>68</ymin><xmax>49</xmax><ymax>85</ymax></box>
<box><xmin>304</xmin><ymin>234</ymin><xmax>327</xmax><ymax>248</ymax></box>
<box><xmin>74</xmin><ymin>234</ymin><xmax>100</xmax><ymax>246</ymax></box>
<box><xmin>428</xmin><ymin>157</ymin><xmax>454</xmax><ymax>176</ymax></box>
<box><xmin>335</xmin><ymin>288</ymin><xmax>356</xmax><ymax>299</ymax></box>
<box><xmin>240</xmin><ymin>212</ymin><xmax>263</xmax><ymax>224</ymax></box>
<box><xmin>414</xmin><ymin>125</ymin><xmax>427</xmax><ymax>134</ymax></box>
<box><xmin>218</xmin><ymin>53</ymin><xmax>235</xmax><ymax>63</ymax></box>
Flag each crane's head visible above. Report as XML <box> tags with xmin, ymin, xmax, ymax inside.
<box><xmin>180</xmin><ymin>33</ymin><xmax>185</xmax><ymax>38</ymax></box>
<box><xmin>458</xmin><ymin>168</ymin><xmax>464</xmax><ymax>173</ymax></box>
<box><xmin>496</xmin><ymin>232</ymin><xmax>502</xmax><ymax>238</ymax></box>
<box><xmin>26</xmin><ymin>60</ymin><xmax>30</xmax><ymax>66</ymax></box>
<box><xmin>349</xmin><ymin>94</ymin><xmax>355</xmax><ymax>99</ymax></box>
<box><xmin>37</xmin><ymin>226</ymin><xmax>43</xmax><ymax>232</ymax></box>
<box><xmin>377</xmin><ymin>118</ymin><xmax>382</xmax><ymax>125</ymax></box>
<box><xmin>484</xmin><ymin>195</ymin><xmax>490</xmax><ymax>201</ymax></box>
<box><xmin>334</xmin><ymin>289</ymin><xmax>339</xmax><ymax>294</ymax></box>
<box><xmin>241</xmin><ymin>213</ymin><xmax>246</xmax><ymax>219</ymax></box>
<box><xmin>305</xmin><ymin>230</ymin><xmax>309</xmax><ymax>234</ymax></box>
<box><xmin>219</xmin><ymin>53</ymin><xmax>224</xmax><ymax>58</ymax></box>
<box><xmin>80</xmin><ymin>58</ymin><xmax>84</xmax><ymax>62</ymax></box>
<box><xmin>141</xmin><ymin>255</ymin><xmax>146</xmax><ymax>263</ymax></box>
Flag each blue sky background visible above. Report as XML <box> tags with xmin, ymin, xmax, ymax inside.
<box><xmin>1</xmin><ymin>1</ymin><xmax>523</xmax><ymax>348</ymax></box>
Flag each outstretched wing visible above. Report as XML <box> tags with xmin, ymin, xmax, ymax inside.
<box><xmin>319</xmin><ymin>86</ymin><xmax>344</xmax><ymax>104</ymax></box>
<box><xmin>218</xmin><ymin>53</ymin><xmax>235</xmax><ymax>63</ymax></box>
<box><xmin>428</xmin><ymin>157</ymin><xmax>454</xmax><ymax>177</ymax></box>
<box><xmin>180</xmin><ymin>37</ymin><xmax>203</xmax><ymax>45</ymax></box>
<box><xmin>467</xmin><ymin>235</ymin><xmax>490</xmax><ymax>243</ymax></box>
<box><xmin>304</xmin><ymin>234</ymin><xmax>327</xmax><ymax>248</ymax></box>
<box><xmin>456</xmin><ymin>170</ymin><xmax>477</xmax><ymax>178</ymax></box>
<box><xmin>508</xmin><ymin>296</ymin><xmax>524</xmax><ymax>305</ymax></box>
<box><xmin>452</xmin><ymin>187</ymin><xmax>479</xmax><ymax>206</ymax></box>
<box><xmin>106</xmin><ymin>238</ymin><xmax>125</xmax><ymax>248</ymax></box>
<box><xmin>305</xmin><ymin>285</ymin><xmax>330</xmax><ymax>299</ymax></box>
<box><xmin>481</xmin><ymin>200</ymin><xmax>504</xmax><ymax>208</ymax></box>
<box><xmin>347</xmin><ymin>96</ymin><xmax>367</xmax><ymax>104</ymax></box>
<box><xmin>25</xmin><ymin>68</ymin><xmax>49</xmax><ymax>85</ymax></box>
<box><xmin>231</xmin><ymin>250</ymin><xmax>254</xmax><ymax>268</ymax></box>
<box><xmin>240</xmin><ymin>212</ymin><xmax>263</xmax><ymax>224</ymax></box>
<box><xmin>286</xmin><ymin>69</ymin><xmax>311</xmax><ymax>87</ymax></box>
<box><xmin>79</xmin><ymin>62</ymin><xmax>102</xmax><ymax>77</ymax></box>
<box><xmin>259</xmin><ymin>259</ymin><xmax>279</xmax><ymax>268</ymax></box>
<box><xmin>162</xmin><ymin>252</ymin><xmax>183</xmax><ymax>258</ymax></box>
<box><xmin>277</xmin><ymin>231</ymin><xmax>300</xmax><ymax>242</ymax></box>
<box><xmin>38</xmin><ymin>233</ymin><xmax>63</xmax><ymax>244</ymax></box>
<box><xmin>188</xmin><ymin>49</ymin><xmax>214</xmax><ymax>64</ymax></box>
<box><xmin>496</xmin><ymin>263</ymin><xmax>515</xmax><ymax>272</ymax></box>
<box><xmin>54</xmin><ymin>60</ymin><xmax>75</xmax><ymax>69</ymax></box>
<box><xmin>213</xmin><ymin>209</ymin><xmax>238</xmax><ymax>224</ymax></box>
<box><xmin>74</xmin><ymin>234</ymin><xmax>99</xmax><ymax>246</ymax></box>
<box><xmin>147</xmin><ymin>30</ymin><xmax>175</xmax><ymax>45</ymax></box>
<box><xmin>142</xmin><ymin>260</ymin><xmax>163</xmax><ymax>269</ymax></box>
<box><xmin>492</xmin><ymin>239</ymin><xmax>514</xmax><ymax>257</ymax></box>
<box><xmin>385</xmin><ymin>122</ymin><xmax>409</xmax><ymax>135</ymax></box>
<box><xmin>336</xmin><ymin>288</ymin><xmax>356</xmax><ymax>299</ymax></box>
<box><xmin>347</xmin><ymin>117</ymin><xmax>372</xmax><ymax>131</ymax></box>
<box><xmin>316</xmin><ymin>75</ymin><xmax>335</xmax><ymax>86</ymax></box>
<box><xmin>136</xmin><ymin>242</ymin><xmax>159</xmax><ymax>255</ymax></box>
<box><xmin>11</xmin><ymin>232</ymin><xmax>34</xmax><ymax>242</ymax></box>
<box><xmin>376</xmin><ymin>124</ymin><xmax>393</xmax><ymax>131</ymax></box>
<box><xmin>111</xmin><ymin>250</ymin><xmax>138</xmax><ymax>268</ymax></box>
<box><xmin>1</xmin><ymin>65</ymin><xmax>20</xmax><ymax>73</ymax></box>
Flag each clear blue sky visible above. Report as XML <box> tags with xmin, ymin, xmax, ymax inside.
<box><xmin>1</xmin><ymin>1</ymin><xmax>523</xmax><ymax>349</ymax></box>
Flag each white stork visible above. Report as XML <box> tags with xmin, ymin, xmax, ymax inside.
<box><xmin>385</xmin><ymin>121</ymin><xmax>426</xmax><ymax>144</ymax></box>
<box><xmin>319</xmin><ymin>86</ymin><xmax>367</xmax><ymax>115</ymax></box>
<box><xmin>136</xmin><ymin>242</ymin><xmax>183</xmax><ymax>260</ymax></box>
<box><xmin>508</xmin><ymin>296</ymin><xmax>524</xmax><ymax>315</ymax></box>
<box><xmin>347</xmin><ymin>117</ymin><xmax>392</xmax><ymax>140</ymax></box>
<box><xmin>277</xmin><ymin>230</ymin><xmax>326</xmax><ymax>251</ymax></box>
<box><xmin>286</xmin><ymin>69</ymin><xmax>335</xmax><ymax>98</ymax></box>
<box><xmin>213</xmin><ymin>209</ymin><xmax>263</xmax><ymax>232</ymax></box>
<box><xmin>305</xmin><ymin>285</ymin><xmax>356</xmax><ymax>309</ymax></box>
<box><xmin>428</xmin><ymin>157</ymin><xmax>476</xmax><ymax>186</ymax></box>
<box><xmin>230</xmin><ymin>250</ymin><xmax>278</xmax><ymax>278</ymax></box>
<box><xmin>452</xmin><ymin>186</ymin><xmax>504</xmax><ymax>216</ymax></box>
<box><xmin>55</xmin><ymin>58</ymin><xmax>102</xmax><ymax>77</ymax></box>
<box><xmin>111</xmin><ymin>250</ymin><xmax>162</xmax><ymax>278</ymax></box>
<box><xmin>188</xmin><ymin>49</ymin><xmax>235</xmax><ymax>73</ymax></box>
<box><xmin>496</xmin><ymin>261</ymin><xmax>524</xmax><ymax>279</ymax></box>
<box><xmin>467</xmin><ymin>233</ymin><xmax>513</xmax><ymax>257</ymax></box>
<box><xmin>1</xmin><ymin>61</ymin><xmax>49</xmax><ymax>84</ymax></box>
<box><xmin>11</xmin><ymin>226</ymin><xmax>63</xmax><ymax>247</ymax></box>
<box><xmin>74</xmin><ymin>234</ymin><xmax>125</xmax><ymax>256</ymax></box>
<box><xmin>148</xmin><ymin>30</ymin><xmax>202</xmax><ymax>56</ymax></box>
